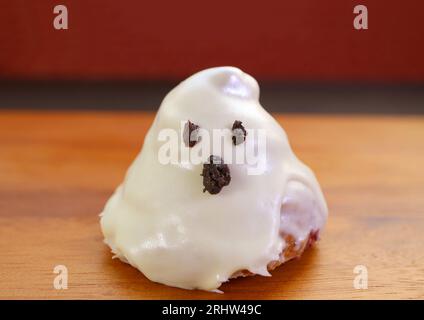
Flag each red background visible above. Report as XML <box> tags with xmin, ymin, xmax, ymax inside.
<box><xmin>0</xmin><ymin>0</ymin><xmax>423</xmax><ymax>81</ymax></box>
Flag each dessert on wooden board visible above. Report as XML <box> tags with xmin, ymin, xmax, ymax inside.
<box><xmin>100</xmin><ymin>67</ymin><xmax>328</xmax><ymax>291</ymax></box>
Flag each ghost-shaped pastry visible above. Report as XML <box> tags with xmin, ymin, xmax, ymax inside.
<box><xmin>100</xmin><ymin>67</ymin><xmax>328</xmax><ymax>291</ymax></box>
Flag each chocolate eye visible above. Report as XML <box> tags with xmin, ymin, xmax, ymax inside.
<box><xmin>183</xmin><ymin>120</ymin><xmax>200</xmax><ymax>147</ymax></box>
<box><xmin>231</xmin><ymin>120</ymin><xmax>247</xmax><ymax>145</ymax></box>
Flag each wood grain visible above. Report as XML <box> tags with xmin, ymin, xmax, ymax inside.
<box><xmin>0</xmin><ymin>111</ymin><xmax>423</xmax><ymax>299</ymax></box>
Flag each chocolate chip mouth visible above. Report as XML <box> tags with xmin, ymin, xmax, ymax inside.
<box><xmin>201</xmin><ymin>155</ymin><xmax>231</xmax><ymax>194</ymax></box>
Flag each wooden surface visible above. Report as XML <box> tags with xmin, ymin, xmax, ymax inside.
<box><xmin>0</xmin><ymin>111</ymin><xmax>423</xmax><ymax>299</ymax></box>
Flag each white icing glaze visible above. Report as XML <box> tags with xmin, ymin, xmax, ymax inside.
<box><xmin>100</xmin><ymin>67</ymin><xmax>328</xmax><ymax>291</ymax></box>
